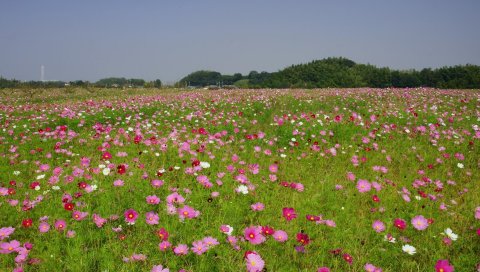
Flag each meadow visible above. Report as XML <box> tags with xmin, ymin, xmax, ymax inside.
<box><xmin>0</xmin><ymin>87</ymin><xmax>479</xmax><ymax>272</ymax></box>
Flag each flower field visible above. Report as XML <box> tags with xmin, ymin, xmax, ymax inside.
<box><xmin>0</xmin><ymin>88</ymin><xmax>479</xmax><ymax>271</ymax></box>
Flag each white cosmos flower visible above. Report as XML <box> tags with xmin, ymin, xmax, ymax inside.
<box><xmin>13</xmin><ymin>171</ymin><xmax>21</xmax><ymax>176</ymax></box>
<box><xmin>200</xmin><ymin>162</ymin><xmax>210</xmax><ymax>169</ymax></box>
<box><xmin>237</xmin><ymin>185</ymin><xmax>249</xmax><ymax>195</ymax></box>
<box><xmin>280</xmin><ymin>154</ymin><xmax>287</xmax><ymax>158</ymax></box>
<box><xmin>457</xmin><ymin>163</ymin><xmax>464</xmax><ymax>169</ymax></box>
<box><xmin>36</xmin><ymin>174</ymin><xmax>45</xmax><ymax>180</ymax></box>
<box><xmin>402</xmin><ymin>244</ymin><xmax>416</xmax><ymax>255</ymax></box>
<box><xmin>444</xmin><ymin>228</ymin><xmax>458</xmax><ymax>241</ymax></box>
<box><xmin>102</xmin><ymin>168</ymin><xmax>110</xmax><ymax>176</ymax></box>
<box><xmin>52</xmin><ymin>186</ymin><xmax>60</xmax><ymax>190</ymax></box>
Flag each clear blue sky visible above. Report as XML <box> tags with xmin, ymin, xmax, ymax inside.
<box><xmin>1</xmin><ymin>0</ymin><xmax>479</xmax><ymax>83</ymax></box>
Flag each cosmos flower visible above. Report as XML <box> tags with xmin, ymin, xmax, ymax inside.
<box><xmin>411</xmin><ymin>215</ymin><xmax>429</xmax><ymax>231</ymax></box>
<box><xmin>124</xmin><ymin>209</ymin><xmax>139</xmax><ymax>225</ymax></box>
<box><xmin>245</xmin><ymin>252</ymin><xmax>265</xmax><ymax>272</ymax></box>
<box><xmin>282</xmin><ymin>207</ymin><xmax>297</xmax><ymax>221</ymax></box>
<box><xmin>145</xmin><ymin>211</ymin><xmax>159</xmax><ymax>225</ymax></box>
<box><xmin>356</xmin><ymin>179</ymin><xmax>371</xmax><ymax>193</ymax></box>
<box><xmin>273</xmin><ymin>230</ymin><xmax>288</xmax><ymax>242</ymax></box>
<box><xmin>244</xmin><ymin>226</ymin><xmax>266</xmax><ymax>245</ymax></box>
<box><xmin>402</xmin><ymin>244</ymin><xmax>416</xmax><ymax>255</ymax></box>
<box><xmin>0</xmin><ymin>227</ymin><xmax>15</xmax><ymax>241</ymax></box>
<box><xmin>434</xmin><ymin>259</ymin><xmax>454</xmax><ymax>272</ymax></box>
<box><xmin>173</xmin><ymin>244</ymin><xmax>188</xmax><ymax>255</ymax></box>
<box><xmin>372</xmin><ymin>220</ymin><xmax>386</xmax><ymax>233</ymax></box>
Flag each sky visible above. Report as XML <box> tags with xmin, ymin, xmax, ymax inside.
<box><xmin>0</xmin><ymin>1</ymin><xmax>479</xmax><ymax>84</ymax></box>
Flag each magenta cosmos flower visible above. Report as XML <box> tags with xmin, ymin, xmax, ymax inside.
<box><xmin>244</xmin><ymin>226</ymin><xmax>266</xmax><ymax>245</ymax></box>
<box><xmin>393</xmin><ymin>218</ymin><xmax>407</xmax><ymax>230</ymax></box>
<box><xmin>435</xmin><ymin>259</ymin><xmax>454</xmax><ymax>272</ymax></box>
<box><xmin>54</xmin><ymin>219</ymin><xmax>67</xmax><ymax>231</ymax></box>
<box><xmin>245</xmin><ymin>252</ymin><xmax>265</xmax><ymax>272</ymax></box>
<box><xmin>124</xmin><ymin>209</ymin><xmax>139</xmax><ymax>224</ymax></box>
<box><xmin>282</xmin><ymin>207</ymin><xmax>297</xmax><ymax>221</ymax></box>
<box><xmin>411</xmin><ymin>215</ymin><xmax>429</xmax><ymax>231</ymax></box>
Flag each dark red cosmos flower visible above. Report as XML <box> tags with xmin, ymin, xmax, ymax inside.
<box><xmin>192</xmin><ymin>159</ymin><xmax>200</xmax><ymax>167</ymax></box>
<box><xmin>261</xmin><ymin>226</ymin><xmax>275</xmax><ymax>236</ymax></box>
<box><xmin>329</xmin><ymin>248</ymin><xmax>343</xmax><ymax>255</ymax></box>
<box><xmin>7</xmin><ymin>188</ymin><xmax>15</xmax><ymax>195</ymax></box>
<box><xmin>372</xmin><ymin>195</ymin><xmax>380</xmax><ymax>202</ymax></box>
<box><xmin>117</xmin><ymin>164</ymin><xmax>126</xmax><ymax>175</ymax></box>
<box><xmin>102</xmin><ymin>152</ymin><xmax>112</xmax><ymax>160</ymax></box>
<box><xmin>22</xmin><ymin>218</ymin><xmax>33</xmax><ymax>228</ymax></box>
<box><xmin>198</xmin><ymin>127</ymin><xmax>207</xmax><ymax>135</ymax></box>
<box><xmin>78</xmin><ymin>182</ymin><xmax>87</xmax><ymax>189</ymax></box>
<box><xmin>394</xmin><ymin>218</ymin><xmax>407</xmax><ymax>230</ymax></box>
<box><xmin>134</xmin><ymin>135</ymin><xmax>142</xmax><ymax>144</ymax></box>
<box><xmin>64</xmin><ymin>202</ymin><xmax>74</xmax><ymax>211</ymax></box>
<box><xmin>157</xmin><ymin>228</ymin><xmax>169</xmax><ymax>241</ymax></box>
<box><xmin>9</xmin><ymin>180</ymin><xmax>16</xmax><ymax>186</ymax></box>
<box><xmin>342</xmin><ymin>253</ymin><xmax>353</xmax><ymax>265</ymax></box>
<box><xmin>306</xmin><ymin>215</ymin><xmax>320</xmax><ymax>221</ymax></box>
<box><xmin>296</xmin><ymin>233</ymin><xmax>310</xmax><ymax>245</ymax></box>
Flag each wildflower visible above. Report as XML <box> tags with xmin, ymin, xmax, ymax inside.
<box><xmin>296</xmin><ymin>233</ymin><xmax>310</xmax><ymax>245</ymax></box>
<box><xmin>191</xmin><ymin>240</ymin><xmax>208</xmax><ymax>255</ymax></box>
<box><xmin>93</xmin><ymin>214</ymin><xmax>107</xmax><ymax>228</ymax></box>
<box><xmin>435</xmin><ymin>259</ymin><xmax>454</xmax><ymax>272</ymax></box>
<box><xmin>444</xmin><ymin>228</ymin><xmax>458</xmax><ymax>241</ymax></box>
<box><xmin>402</xmin><ymin>244</ymin><xmax>416</xmax><ymax>255</ymax></box>
<box><xmin>158</xmin><ymin>241</ymin><xmax>171</xmax><ymax>251</ymax></box>
<box><xmin>261</xmin><ymin>226</ymin><xmax>274</xmax><ymax>236</ymax></box>
<box><xmin>54</xmin><ymin>220</ymin><xmax>67</xmax><ymax>231</ymax></box>
<box><xmin>411</xmin><ymin>215</ymin><xmax>429</xmax><ymax>231</ymax></box>
<box><xmin>236</xmin><ymin>185</ymin><xmax>249</xmax><ymax>194</ymax></box>
<box><xmin>306</xmin><ymin>214</ymin><xmax>320</xmax><ymax>221</ymax></box>
<box><xmin>343</xmin><ymin>253</ymin><xmax>353</xmax><ymax>265</ymax></box>
<box><xmin>384</xmin><ymin>233</ymin><xmax>396</xmax><ymax>243</ymax></box>
<box><xmin>251</xmin><ymin>202</ymin><xmax>265</xmax><ymax>211</ymax></box>
<box><xmin>220</xmin><ymin>225</ymin><xmax>233</xmax><ymax>235</ymax></box>
<box><xmin>203</xmin><ymin>237</ymin><xmax>219</xmax><ymax>248</ymax></box>
<box><xmin>245</xmin><ymin>251</ymin><xmax>265</xmax><ymax>272</ymax></box>
<box><xmin>151</xmin><ymin>264</ymin><xmax>170</xmax><ymax>272</ymax></box>
<box><xmin>372</xmin><ymin>220</ymin><xmax>385</xmax><ymax>233</ymax></box>
<box><xmin>173</xmin><ymin>244</ymin><xmax>188</xmax><ymax>255</ymax></box>
<box><xmin>113</xmin><ymin>179</ymin><xmax>124</xmax><ymax>186</ymax></box>
<box><xmin>356</xmin><ymin>179</ymin><xmax>371</xmax><ymax>193</ymax></box>
<box><xmin>393</xmin><ymin>218</ymin><xmax>407</xmax><ymax>230</ymax></box>
<box><xmin>0</xmin><ymin>227</ymin><xmax>15</xmax><ymax>241</ymax></box>
<box><xmin>0</xmin><ymin>240</ymin><xmax>20</xmax><ymax>254</ymax></box>
<box><xmin>146</xmin><ymin>195</ymin><xmax>161</xmax><ymax>205</ymax></box>
<box><xmin>272</xmin><ymin>230</ymin><xmax>288</xmax><ymax>242</ymax></box>
<box><xmin>178</xmin><ymin>205</ymin><xmax>197</xmax><ymax>219</ymax></box>
<box><xmin>124</xmin><ymin>209</ymin><xmax>139</xmax><ymax>225</ymax></box>
<box><xmin>72</xmin><ymin>211</ymin><xmax>88</xmax><ymax>221</ymax></box>
<box><xmin>282</xmin><ymin>207</ymin><xmax>297</xmax><ymax>221</ymax></box>
<box><xmin>244</xmin><ymin>226</ymin><xmax>266</xmax><ymax>245</ymax></box>
<box><xmin>157</xmin><ymin>228</ymin><xmax>169</xmax><ymax>241</ymax></box>
<box><xmin>317</xmin><ymin>268</ymin><xmax>331</xmax><ymax>272</ymax></box>
<box><xmin>145</xmin><ymin>211</ymin><xmax>159</xmax><ymax>225</ymax></box>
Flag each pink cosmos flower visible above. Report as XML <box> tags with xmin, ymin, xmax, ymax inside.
<box><xmin>124</xmin><ymin>209</ymin><xmax>139</xmax><ymax>224</ymax></box>
<box><xmin>38</xmin><ymin>222</ymin><xmax>50</xmax><ymax>233</ymax></box>
<box><xmin>317</xmin><ymin>268</ymin><xmax>331</xmax><ymax>272</ymax></box>
<box><xmin>372</xmin><ymin>220</ymin><xmax>386</xmax><ymax>233</ymax></box>
<box><xmin>72</xmin><ymin>211</ymin><xmax>88</xmax><ymax>221</ymax></box>
<box><xmin>93</xmin><ymin>214</ymin><xmax>107</xmax><ymax>228</ymax></box>
<box><xmin>245</xmin><ymin>252</ymin><xmax>265</xmax><ymax>272</ymax></box>
<box><xmin>411</xmin><ymin>215</ymin><xmax>429</xmax><ymax>231</ymax></box>
<box><xmin>251</xmin><ymin>202</ymin><xmax>265</xmax><ymax>211</ymax></box>
<box><xmin>146</xmin><ymin>195</ymin><xmax>161</xmax><ymax>205</ymax></box>
<box><xmin>191</xmin><ymin>240</ymin><xmax>208</xmax><ymax>255</ymax></box>
<box><xmin>0</xmin><ymin>240</ymin><xmax>20</xmax><ymax>254</ymax></box>
<box><xmin>145</xmin><ymin>211</ymin><xmax>159</xmax><ymax>225</ymax></box>
<box><xmin>435</xmin><ymin>259</ymin><xmax>454</xmax><ymax>272</ymax></box>
<box><xmin>202</xmin><ymin>237</ymin><xmax>219</xmax><ymax>248</ymax></box>
<box><xmin>151</xmin><ymin>179</ymin><xmax>164</xmax><ymax>188</ymax></box>
<box><xmin>151</xmin><ymin>264</ymin><xmax>170</xmax><ymax>272</ymax></box>
<box><xmin>113</xmin><ymin>179</ymin><xmax>124</xmax><ymax>187</ymax></box>
<box><xmin>220</xmin><ymin>225</ymin><xmax>233</xmax><ymax>235</ymax></box>
<box><xmin>173</xmin><ymin>244</ymin><xmax>189</xmax><ymax>255</ymax></box>
<box><xmin>0</xmin><ymin>227</ymin><xmax>15</xmax><ymax>241</ymax></box>
<box><xmin>273</xmin><ymin>230</ymin><xmax>288</xmax><ymax>242</ymax></box>
<box><xmin>357</xmin><ymin>179</ymin><xmax>371</xmax><ymax>193</ymax></box>
<box><xmin>54</xmin><ymin>220</ymin><xmax>67</xmax><ymax>231</ymax></box>
<box><xmin>269</xmin><ymin>164</ymin><xmax>278</xmax><ymax>173</ymax></box>
<box><xmin>475</xmin><ymin>206</ymin><xmax>480</xmax><ymax>220</ymax></box>
<box><xmin>158</xmin><ymin>241</ymin><xmax>171</xmax><ymax>251</ymax></box>
<box><xmin>177</xmin><ymin>205</ymin><xmax>198</xmax><ymax>219</ymax></box>
<box><xmin>166</xmin><ymin>192</ymin><xmax>185</xmax><ymax>204</ymax></box>
<box><xmin>282</xmin><ymin>207</ymin><xmax>297</xmax><ymax>221</ymax></box>
<box><xmin>244</xmin><ymin>226</ymin><xmax>266</xmax><ymax>245</ymax></box>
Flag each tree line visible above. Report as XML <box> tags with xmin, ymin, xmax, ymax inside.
<box><xmin>0</xmin><ymin>77</ymin><xmax>162</xmax><ymax>89</ymax></box>
<box><xmin>178</xmin><ymin>57</ymin><xmax>479</xmax><ymax>89</ymax></box>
